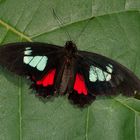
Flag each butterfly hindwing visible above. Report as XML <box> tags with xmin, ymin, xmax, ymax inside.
<box><xmin>68</xmin><ymin>58</ymin><xmax>96</xmax><ymax>107</ymax></box>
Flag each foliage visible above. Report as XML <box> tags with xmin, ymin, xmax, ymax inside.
<box><xmin>0</xmin><ymin>0</ymin><xmax>140</xmax><ymax>140</ymax></box>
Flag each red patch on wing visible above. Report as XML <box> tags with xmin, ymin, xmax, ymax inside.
<box><xmin>36</xmin><ymin>69</ymin><xmax>56</xmax><ymax>87</ymax></box>
<box><xmin>74</xmin><ymin>73</ymin><xmax>88</xmax><ymax>95</ymax></box>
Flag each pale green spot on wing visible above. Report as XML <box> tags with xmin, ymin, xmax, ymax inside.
<box><xmin>103</xmin><ymin>71</ymin><xmax>111</xmax><ymax>81</ymax></box>
<box><xmin>96</xmin><ymin>67</ymin><xmax>105</xmax><ymax>81</ymax></box>
<box><xmin>23</xmin><ymin>55</ymin><xmax>48</xmax><ymax>71</ymax></box>
<box><xmin>105</xmin><ymin>64</ymin><xmax>113</xmax><ymax>81</ymax></box>
<box><xmin>24</xmin><ymin>50</ymin><xmax>32</xmax><ymax>55</ymax></box>
<box><xmin>25</xmin><ymin>47</ymin><xmax>31</xmax><ymax>50</ymax></box>
<box><xmin>37</xmin><ymin>56</ymin><xmax>48</xmax><ymax>71</ymax></box>
<box><xmin>105</xmin><ymin>73</ymin><xmax>111</xmax><ymax>81</ymax></box>
<box><xmin>29</xmin><ymin>56</ymin><xmax>43</xmax><ymax>67</ymax></box>
<box><xmin>23</xmin><ymin>56</ymin><xmax>33</xmax><ymax>64</ymax></box>
<box><xmin>106</xmin><ymin>64</ymin><xmax>113</xmax><ymax>73</ymax></box>
<box><xmin>89</xmin><ymin>66</ymin><xmax>97</xmax><ymax>82</ymax></box>
<box><xmin>89</xmin><ymin>64</ymin><xmax>113</xmax><ymax>82</ymax></box>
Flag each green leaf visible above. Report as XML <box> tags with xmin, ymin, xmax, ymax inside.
<box><xmin>0</xmin><ymin>0</ymin><xmax>140</xmax><ymax>140</ymax></box>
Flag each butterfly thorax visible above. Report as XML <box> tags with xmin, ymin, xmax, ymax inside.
<box><xmin>65</xmin><ymin>41</ymin><xmax>77</xmax><ymax>58</ymax></box>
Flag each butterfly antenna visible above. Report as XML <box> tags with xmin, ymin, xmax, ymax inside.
<box><xmin>74</xmin><ymin>17</ymin><xmax>94</xmax><ymax>44</ymax></box>
<box><xmin>52</xmin><ymin>9</ymin><xmax>71</xmax><ymax>41</ymax></box>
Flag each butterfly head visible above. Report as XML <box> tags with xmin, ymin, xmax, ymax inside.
<box><xmin>65</xmin><ymin>41</ymin><xmax>77</xmax><ymax>56</ymax></box>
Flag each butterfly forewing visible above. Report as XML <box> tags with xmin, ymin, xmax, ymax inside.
<box><xmin>0</xmin><ymin>42</ymin><xmax>65</xmax><ymax>97</ymax></box>
<box><xmin>0</xmin><ymin>42</ymin><xmax>63</xmax><ymax>77</ymax></box>
<box><xmin>78</xmin><ymin>50</ymin><xmax>140</xmax><ymax>97</ymax></box>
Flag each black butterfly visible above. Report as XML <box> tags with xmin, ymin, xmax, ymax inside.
<box><xmin>0</xmin><ymin>41</ymin><xmax>140</xmax><ymax>107</ymax></box>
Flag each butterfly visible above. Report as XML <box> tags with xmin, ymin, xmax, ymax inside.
<box><xmin>0</xmin><ymin>41</ymin><xmax>140</xmax><ymax>107</ymax></box>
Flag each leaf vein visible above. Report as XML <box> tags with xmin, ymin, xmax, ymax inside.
<box><xmin>23</xmin><ymin>0</ymin><xmax>43</xmax><ymax>33</ymax></box>
<box><xmin>85</xmin><ymin>107</ymin><xmax>90</xmax><ymax>140</ymax></box>
<box><xmin>0</xmin><ymin>19</ymin><xmax>32</xmax><ymax>42</ymax></box>
<box><xmin>31</xmin><ymin>10</ymin><xmax>139</xmax><ymax>39</ymax></box>
<box><xmin>113</xmin><ymin>98</ymin><xmax>140</xmax><ymax>113</ymax></box>
<box><xmin>135</xmin><ymin>113</ymin><xmax>138</xmax><ymax>140</ymax></box>
<box><xmin>18</xmin><ymin>78</ymin><xmax>22</xmax><ymax>140</ymax></box>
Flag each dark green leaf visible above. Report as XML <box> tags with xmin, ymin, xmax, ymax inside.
<box><xmin>0</xmin><ymin>0</ymin><xmax>140</xmax><ymax>140</ymax></box>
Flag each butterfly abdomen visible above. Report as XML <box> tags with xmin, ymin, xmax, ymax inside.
<box><xmin>59</xmin><ymin>65</ymin><xmax>72</xmax><ymax>94</ymax></box>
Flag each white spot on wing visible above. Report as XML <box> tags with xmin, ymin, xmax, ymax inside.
<box><xmin>95</xmin><ymin>67</ymin><xmax>105</xmax><ymax>81</ymax></box>
<box><xmin>25</xmin><ymin>47</ymin><xmax>31</xmax><ymax>50</ymax></box>
<box><xmin>24</xmin><ymin>50</ymin><xmax>32</xmax><ymax>55</ymax></box>
<box><xmin>29</xmin><ymin>56</ymin><xmax>43</xmax><ymax>67</ymax></box>
<box><xmin>103</xmin><ymin>71</ymin><xmax>111</xmax><ymax>81</ymax></box>
<box><xmin>105</xmin><ymin>64</ymin><xmax>113</xmax><ymax>81</ymax></box>
<box><xmin>106</xmin><ymin>64</ymin><xmax>113</xmax><ymax>73</ymax></box>
<box><xmin>37</xmin><ymin>56</ymin><xmax>48</xmax><ymax>71</ymax></box>
<box><xmin>89</xmin><ymin>64</ymin><xmax>113</xmax><ymax>82</ymax></box>
<box><xmin>23</xmin><ymin>56</ymin><xmax>33</xmax><ymax>64</ymax></box>
<box><xmin>89</xmin><ymin>66</ymin><xmax>97</xmax><ymax>82</ymax></box>
<box><xmin>24</xmin><ymin>47</ymin><xmax>32</xmax><ymax>55</ymax></box>
<box><xmin>23</xmin><ymin>45</ymin><xmax>48</xmax><ymax>72</ymax></box>
<box><xmin>106</xmin><ymin>74</ymin><xmax>111</xmax><ymax>81</ymax></box>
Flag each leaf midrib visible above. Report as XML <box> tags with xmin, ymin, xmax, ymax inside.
<box><xmin>0</xmin><ymin>19</ymin><xmax>32</xmax><ymax>42</ymax></box>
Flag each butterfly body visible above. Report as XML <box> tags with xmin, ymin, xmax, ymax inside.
<box><xmin>54</xmin><ymin>41</ymin><xmax>77</xmax><ymax>94</ymax></box>
<box><xmin>0</xmin><ymin>41</ymin><xmax>140</xmax><ymax>107</ymax></box>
